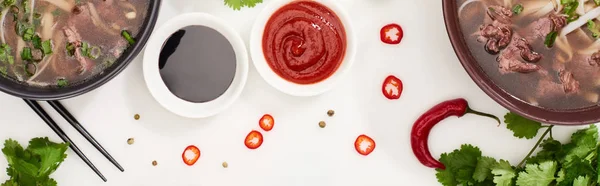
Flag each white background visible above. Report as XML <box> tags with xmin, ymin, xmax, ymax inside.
<box><xmin>0</xmin><ymin>0</ymin><xmax>586</xmax><ymax>185</ymax></box>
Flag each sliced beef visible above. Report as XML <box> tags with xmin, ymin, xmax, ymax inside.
<box><xmin>487</xmin><ymin>6</ymin><xmax>513</xmax><ymax>24</ymax></box>
<box><xmin>525</xmin><ymin>14</ymin><xmax>567</xmax><ymax>41</ymax></box>
<box><xmin>478</xmin><ymin>21</ymin><xmax>512</xmax><ymax>54</ymax></box>
<box><xmin>513</xmin><ymin>38</ymin><xmax>541</xmax><ymax>62</ymax></box>
<box><xmin>559</xmin><ymin>70</ymin><xmax>580</xmax><ymax>94</ymax></box>
<box><xmin>110</xmin><ymin>39</ymin><xmax>127</xmax><ymax>58</ymax></box>
<box><xmin>589</xmin><ymin>51</ymin><xmax>600</xmax><ymax>66</ymax></box>
<box><xmin>497</xmin><ymin>35</ymin><xmax>541</xmax><ymax>74</ymax></box>
<box><xmin>549</xmin><ymin>14</ymin><xmax>567</xmax><ymax>30</ymax></box>
<box><xmin>535</xmin><ymin>78</ymin><xmax>565</xmax><ymax>98</ymax></box>
<box><xmin>74</xmin><ymin>48</ymin><xmax>92</xmax><ymax>74</ymax></box>
<box><xmin>63</xmin><ymin>25</ymin><xmax>91</xmax><ymax>73</ymax></box>
<box><xmin>63</xmin><ymin>25</ymin><xmax>82</xmax><ymax>47</ymax></box>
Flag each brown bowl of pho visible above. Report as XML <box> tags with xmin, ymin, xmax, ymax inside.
<box><xmin>0</xmin><ymin>0</ymin><xmax>160</xmax><ymax>100</ymax></box>
<box><xmin>443</xmin><ymin>0</ymin><xmax>600</xmax><ymax>125</ymax></box>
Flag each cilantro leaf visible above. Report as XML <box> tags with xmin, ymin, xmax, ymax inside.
<box><xmin>556</xmin><ymin>169</ymin><xmax>565</xmax><ymax>183</ymax></box>
<box><xmin>436</xmin><ymin>168</ymin><xmax>457</xmax><ymax>186</ymax></box>
<box><xmin>526</xmin><ymin>139</ymin><xmax>564</xmax><ymax>165</ymax></box>
<box><xmin>504</xmin><ymin>113</ymin><xmax>542</xmax><ymax>139</ymax></box>
<box><xmin>224</xmin><ymin>0</ymin><xmax>263</xmax><ymax>10</ymax></box>
<box><xmin>573</xmin><ymin>175</ymin><xmax>590</xmax><ymax>186</ymax></box>
<box><xmin>491</xmin><ymin>160</ymin><xmax>516</xmax><ymax>186</ymax></box>
<box><xmin>556</xmin><ymin>157</ymin><xmax>595</xmax><ymax>186</ymax></box>
<box><xmin>473</xmin><ymin>156</ymin><xmax>497</xmax><ymax>182</ymax></box>
<box><xmin>515</xmin><ymin>161</ymin><xmax>557</xmax><ymax>186</ymax></box>
<box><xmin>563</xmin><ymin>125</ymin><xmax>598</xmax><ymax>162</ymax></box>
<box><xmin>2</xmin><ymin>138</ymin><xmax>69</xmax><ymax>186</ymax></box>
<box><xmin>2</xmin><ymin>139</ymin><xmax>24</xmax><ymax>165</ymax></box>
<box><xmin>27</xmin><ymin>137</ymin><xmax>68</xmax><ymax>177</ymax></box>
<box><xmin>438</xmin><ymin>144</ymin><xmax>482</xmax><ymax>185</ymax></box>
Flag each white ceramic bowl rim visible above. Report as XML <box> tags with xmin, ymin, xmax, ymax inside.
<box><xmin>249</xmin><ymin>0</ymin><xmax>357</xmax><ymax>97</ymax></box>
<box><xmin>143</xmin><ymin>13</ymin><xmax>249</xmax><ymax>118</ymax></box>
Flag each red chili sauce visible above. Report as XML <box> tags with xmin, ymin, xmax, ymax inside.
<box><xmin>262</xmin><ymin>1</ymin><xmax>347</xmax><ymax>84</ymax></box>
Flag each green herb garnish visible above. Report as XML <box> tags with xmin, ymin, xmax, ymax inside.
<box><xmin>15</xmin><ymin>22</ymin><xmax>28</xmax><ymax>37</ymax></box>
<box><xmin>2</xmin><ymin>0</ymin><xmax>15</xmax><ymax>8</ymax></box>
<box><xmin>544</xmin><ymin>31</ymin><xmax>558</xmax><ymax>48</ymax></box>
<box><xmin>20</xmin><ymin>47</ymin><xmax>31</xmax><ymax>61</ymax></box>
<box><xmin>433</xmin><ymin>113</ymin><xmax>600</xmax><ymax>186</ymax></box>
<box><xmin>56</xmin><ymin>78</ymin><xmax>67</xmax><ymax>87</ymax></box>
<box><xmin>41</xmin><ymin>40</ymin><xmax>52</xmax><ymax>55</ymax></box>
<box><xmin>512</xmin><ymin>4</ymin><xmax>523</xmax><ymax>15</ymax></box>
<box><xmin>65</xmin><ymin>43</ymin><xmax>75</xmax><ymax>56</ymax></box>
<box><xmin>81</xmin><ymin>42</ymin><xmax>89</xmax><ymax>56</ymax></box>
<box><xmin>0</xmin><ymin>66</ymin><xmax>7</xmax><ymax>75</ymax></box>
<box><xmin>32</xmin><ymin>35</ymin><xmax>41</xmax><ymax>49</ymax></box>
<box><xmin>0</xmin><ymin>44</ymin><xmax>13</xmax><ymax>65</ymax></box>
<box><xmin>88</xmin><ymin>46</ymin><xmax>100</xmax><ymax>59</ymax></box>
<box><xmin>561</xmin><ymin>0</ymin><xmax>579</xmax><ymax>23</ymax></box>
<box><xmin>588</xmin><ymin>20</ymin><xmax>600</xmax><ymax>38</ymax></box>
<box><xmin>121</xmin><ymin>30</ymin><xmax>135</xmax><ymax>45</ymax></box>
<box><xmin>1</xmin><ymin>137</ymin><xmax>69</xmax><ymax>186</ymax></box>
<box><xmin>22</xmin><ymin>28</ymin><xmax>33</xmax><ymax>41</ymax></box>
<box><xmin>21</xmin><ymin>0</ymin><xmax>29</xmax><ymax>15</ymax></box>
<box><xmin>224</xmin><ymin>0</ymin><xmax>263</xmax><ymax>10</ymax></box>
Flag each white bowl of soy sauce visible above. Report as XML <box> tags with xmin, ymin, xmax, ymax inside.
<box><xmin>143</xmin><ymin>13</ymin><xmax>248</xmax><ymax>118</ymax></box>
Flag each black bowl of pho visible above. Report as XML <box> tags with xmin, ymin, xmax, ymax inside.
<box><xmin>0</xmin><ymin>0</ymin><xmax>160</xmax><ymax>100</ymax></box>
<box><xmin>444</xmin><ymin>0</ymin><xmax>600</xmax><ymax>125</ymax></box>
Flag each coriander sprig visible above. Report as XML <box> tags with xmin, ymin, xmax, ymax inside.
<box><xmin>224</xmin><ymin>0</ymin><xmax>263</xmax><ymax>10</ymax></box>
<box><xmin>435</xmin><ymin>113</ymin><xmax>600</xmax><ymax>186</ymax></box>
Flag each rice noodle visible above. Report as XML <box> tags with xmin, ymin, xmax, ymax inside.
<box><xmin>585</xmin><ymin>2</ymin><xmax>595</xmax><ymax>12</ymax></box>
<box><xmin>579</xmin><ymin>39</ymin><xmax>600</xmax><ymax>55</ymax></box>
<box><xmin>520</xmin><ymin>0</ymin><xmax>553</xmax><ymax>17</ymax></box>
<box><xmin>458</xmin><ymin>0</ymin><xmax>484</xmax><ymax>17</ymax></box>
<box><xmin>577</xmin><ymin>0</ymin><xmax>586</xmax><ymax>15</ymax></box>
<box><xmin>561</xmin><ymin>6</ymin><xmax>600</xmax><ymax>37</ymax></box>
<box><xmin>555</xmin><ymin>35</ymin><xmax>574</xmax><ymax>62</ymax></box>
<box><xmin>0</xmin><ymin>9</ymin><xmax>8</xmax><ymax>44</ymax></box>
<box><xmin>574</xmin><ymin>27</ymin><xmax>594</xmax><ymax>44</ymax></box>
<box><xmin>28</xmin><ymin>52</ymin><xmax>53</xmax><ymax>81</ymax></box>
<box><xmin>41</xmin><ymin>11</ymin><xmax>55</xmax><ymax>40</ymax></box>
<box><xmin>119</xmin><ymin>1</ymin><xmax>137</xmax><ymax>13</ymax></box>
<box><xmin>503</xmin><ymin>0</ymin><xmax>511</xmax><ymax>8</ymax></box>
<box><xmin>119</xmin><ymin>1</ymin><xmax>137</xmax><ymax>20</ymax></box>
<box><xmin>14</xmin><ymin>39</ymin><xmax>25</xmax><ymax>81</ymax></box>
<box><xmin>533</xmin><ymin>2</ymin><xmax>556</xmax><ymax>17</ymax></box>
<box><xmin>555</xmin><ymin>0</ymin><xmax>562</xmax><ymax>11</ymax></box>
<box><xmin>29</xmin><ymin>0</ymin><xmax>35</xmax><ymax>22</ymax></box>
<box><xmin>87</xmin><ymin>2</ymin><xmax>118</xmax><ymax>35</ymax></box>
<box><xmin>43</xmin><ymin>0</ymin><xmax>74</xmax><ymax>12</ymax></box>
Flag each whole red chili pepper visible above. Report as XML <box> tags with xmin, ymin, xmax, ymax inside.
<box><xmin>410</xmin><ymin>98</ymin><xmax>500</xmax><ymax>169</ymax></box>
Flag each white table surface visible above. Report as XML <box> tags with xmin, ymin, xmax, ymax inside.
<box><xmin>0</xmin><ymin>0</ymin><xmax>586</xmax><ymax>185</ymax></box>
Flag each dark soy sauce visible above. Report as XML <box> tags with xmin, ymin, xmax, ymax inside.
<box><xmin>159</xmin><ymin>26</ymin><xmax>237</xmax><ymax>103</ymax></box>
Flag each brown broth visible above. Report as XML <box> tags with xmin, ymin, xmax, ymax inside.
<box><xmin>0</xmin><ymin>0</ymin><xmax>148</xmax><ymax>88</ymax></box>
<box><xmin>458</xmin><ymin>0</ymin><xmax>600</xmax><ymax>110</ymax></box>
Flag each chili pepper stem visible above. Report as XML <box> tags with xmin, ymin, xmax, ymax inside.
<box><xmin>516</xmin><ymin>125</ymin><xmax>554</xmax><ymax>168</ymax></box>
<box><xmin>465</xmin><ymin>107</ymin><xmax>500</xmax><ymax>124</ymax></box>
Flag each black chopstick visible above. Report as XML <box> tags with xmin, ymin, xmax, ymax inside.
<box><xmin>23</xmin><ymin>99</ymin><xmax>107</xmax><ymax>182</ymax></box>
<box><xmin>48</xmin><ymin>101</ymin><xmax>125</xmax><ymax>172</ymax></box>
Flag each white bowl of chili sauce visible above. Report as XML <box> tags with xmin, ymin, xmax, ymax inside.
<box><xmin>250</xmin><ymin>0</ymin><xmax>357</xmax><ymax>97</ymax></box>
